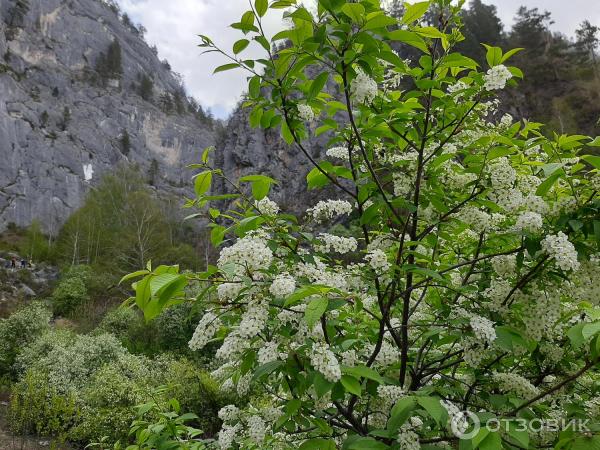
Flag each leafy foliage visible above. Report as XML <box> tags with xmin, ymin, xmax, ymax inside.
<box><xmin>128</xmin><ymin>1</ymin><xmax>600</xmax><ymax>449</ymax></box>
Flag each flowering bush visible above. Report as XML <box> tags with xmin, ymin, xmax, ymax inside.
<box><xmin>0</xmin><ymin>302</ymin><xmax>51</xmax><ymax>376</ymax></box>
<box><xmin>127</xmin><ymin>1</ymin><xmax>600</xmax><ymax>448</ymax></box>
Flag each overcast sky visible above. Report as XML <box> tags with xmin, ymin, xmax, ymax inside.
<box><xmin>116</xmin><ymin>0</ymin><xmax>600</xmax><ymax>119</ymax></box>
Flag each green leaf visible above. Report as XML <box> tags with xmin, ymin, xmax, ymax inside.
<box><xmin>194</xmin><ymin>170</ymin><xmax>212</xmax><ymax>196</ymax></box>
<box><xmin>253</xmin><ymin>360</ymin><xmax>284</xmax><ymax>380</ymax></box>
<box><xmin>308</xmin><ymin>72</ymin><xmax>329</xmax><ymax>100</ymax></box>
<box><xmin>211</xmin><ymin>225</ymin><xmax>226</xmax><ymax>246</ymax></box>
<box><xmin>568</xmin><ymin>323</ymin><xmax>586</xmax><ymax>348</ymax></box>
<box><xmin>363</xmin><ymin>14</ymin><xmax>397</xmax><ymax>31</ymax></box>
<box><xmin>387</xmin><ymin>30</ymin><xmax>428</xmax><ymax>52</ymax></box>
<box><xmin>255</xmin><ymin>0</ymin><xmax>268</xmax><ymax>17</ymax></box>
<box><xmin>401</xmin><ymin>1</ymin><xmax>429</xmax><ymax>24</ymax></box>
<box><xmin>240</xmin><ymin>174</ymin><xmax>277</xmax><ymax>200</ymax></box>
<box><xmin>305</xmin><ymin>297</ymin><xmax>328</xmax><ymax>328</ymax></box>
<box><xmin>500</xmin><ymin>47</ymin><xmax>524</xmax><ymax>63</ymax></box>
<box><xmin>307</xmin><ymin>166</ymin><xmax>330</xmax><ymax>189</ymax></box>
<box><xmin>340</xmin><ymin>375</ymin><xmax>362</xmax><ymax>397</ymax></box>
<box><xmin>347</xmin><ymin>437</ymin><xmax>389</xmax><ymax>450</ymax></box>
<box><xmin>342</xmin><ymin>366</ymin><xmax>386</xmax><ymax>384</ymax></box>
<box><xmin>506</xmin><ymin>421</ymin><xmax>530</xmax><ymax>449</ymax></box>
<box><xmin>299</xmin><ymin>439</ymin><xmax>337</xmax><ymax>450</ymax></box>
<box><xmin>535</xmin><ymin>168</ymin><xmax>564</xmax><ymax>196</ymax></box>
<box><xmin>233</xmin><ymin>39</ymin><xmax>250</xmax><ymax>54</ymax></box>
<box><xmin>119</xmin><ymin>269</ymin><xmax>150</xmax><ymax>285</ymax></box>
<box><xmin>341</xmin><ymin>3</ymin><xmax>365</xmax><ymax>23</ymax></box>
<box><xmin>417</xmin><ymin>397</ymin><xmax>446</xmax><ymax>425</ymax></box>
<box><xmin>281</xmin><ymin>120</ymin><xmax>294</xmax><ymax>144</ymax></box>
<box><xmin>477</xmin><ymin>430</ymin><xmax>502</xmax><ymax>450</ymax></box>
<box><xmin>313</xmin><ymin>372</ymin><xmax>334</xmax><ymax>397</ymax></box>
<box><xmin>582</xmin><ymin>154</ymin><xmax>600</xmax><ymax>169</ymax></box>
<box><xmin>483</xmin><ymin>44</ymin><xmax>503</xmax><ymax>67</ymax></box>
<box><xmin>387</xmin><ymin>396</ymin><xmax>417</xmax><ymax>431</ymax></box>
<box><xmin>213</xmin><ymin>63</ymin><xmax>240</xmax><ymax>74</ymax></box>
<box><xmin>582</xmin><ymin>321</ymin><xmax>600</xmax><ymax>340</ymax></box>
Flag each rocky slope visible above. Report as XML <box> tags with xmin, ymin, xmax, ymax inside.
<box><xmin>0</xmin><ymin>0</ymin><xmax>217</xmax><ymax>234</ymax></box>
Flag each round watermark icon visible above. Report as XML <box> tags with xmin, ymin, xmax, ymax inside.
<box><xmin>450</xmin><ymin>410</ymin><xmax>481</xmax><ymax>440</ymax></box>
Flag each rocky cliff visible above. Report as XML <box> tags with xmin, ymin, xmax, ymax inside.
<box><xmin>0</xmin><ymin>0</ymin><xmax>217</xmax><ymax>234</ymax></box>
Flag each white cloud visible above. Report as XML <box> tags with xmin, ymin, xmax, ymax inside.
<box><xmin>117</xmin><ymin>0</ymin><xmax>600</xmax><ymax>118</ymax></box>
<box><xmin>117</xmin><ymin>0</ymin><xmax>286</xmax><ymax>118</ymax></box>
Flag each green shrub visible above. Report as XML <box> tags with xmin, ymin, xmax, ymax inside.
<box><xmin>52</xmin><ymin>265</ymin><xmax>91</xmax><ymax>316</ymax></box>
<box><xmin>16</xmin><ymin>331</ymin><xmax>127</xmax><ymax>394</ymax></box>
<box><xmin>8</xmin><ymin>369</ymin><xmax>79</xmax><ymax>438</ymax></box>
<box><xmin>0</xmin><ymin>302</ymin><xmax>52</xmax><ymax>376</ymax></box>
<box><xmin>9</xmin><ymin>329</ymin><xmax>225</xmax><ymax>445</ymax></box>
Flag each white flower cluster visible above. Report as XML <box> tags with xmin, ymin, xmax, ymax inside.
<box><xmin>458</xmin><ymin>206</ymin><xmax>491</xmax><ymax>233</ymax></box>
<box><xmin>310</xmin><ymin>342</ymin><xmax>341</xmax><ymax>382</ymax></box>
<box><xmin>218</xmin><ymin>424</ymin><xmax>241</xmax><ymax>450</ymax></box>
<box><xmin>350</xmin><ymin>67</ymin><xmax>378</xmax><ymax>104</ymax></box>
<box><xmin>515</xmin><ymin>211</ymin><xmax>544</xmax><ymax>234</ymax></box>
<box><xmin>397</xmin><ymin>423</ymin><xmax>420</xmax><ymax>450</ymax></box>
<box><xmin>189</xmin><ymin>312</ymin><xmax>221</xmax><ymax>351</ymax></box>
<box><xmin>441</xmin><ymin>400</ymin><xmax>469</xmax><ymax>435</ymax></box>
<box><xmin>257</xmin><ymin>340</ymin><xmax>285</xmax><ymax>365</ymax></box>
<box><xmin>218</xmin><ymin>282</ymin><xmax>243</xmax><ymax>302</ymax></box>
<box><xmin>491</xmin><ymin>254</ymin><xmax>517</xmax><ymax>277</ymax></box>
<box><xmin>326</xmin><ymin>146</ymin><xmax>350</xmax><ymax>160</ymax></box>
<box><xmin>218</xmin><ymin>405</ymin><xmax>240</xmax><ymax>423</ymax></box>
<box><xmin>237</xmin><ymin>301</ymin><xmax>269</xmax><ymax>338</ymax></box>
<box><xmin>470</xmin><ymin>315</ymin><xmax>496</xmax><ymax>344</ymax></box>
<box><xmin>307</xmin><ymin>199</ymin><xmax>353</xmax><ymax>222</ymax></box>
<box><xmin>218</xmin><ymin>234</ymin><xmax>273</xmax><ymax>276</ymax></box>
<box><xmin>461</xmin><ymin>337</ymin><xmax>488</xmax><ymax>367</ymax></box>
<box><xmin>297</xmin><ymin>103</ymin><xmax>315</xmax><ymax>122</ymax></box>
<box><xmin>269</xmin><ymin>273</ymin><xmax>296</xmax><ymax>298</ymax></box>
<box><xmin>246</xmin><ymin>415</ymin><xmax>267</xmax><ymax>443</ymax></box>
<box><xmin>541</xmin><ymin>232</ymin><xmax>580</xmax><ymax>272</ymax></box>
<box><xmin>483</xmin><ymin>64</ymin><xmax>513</xmax><ymax>90</ymax></box>
<box><xmin>365</xmin><ymin>249</ymin><xmax>391</xmax><ymax>273</ymax></box>
<box><xmin>377</xmin><ymin>384</ymin><xmax>406</xmax><ymax>406</ymax></box>
<box><xmin>255</xmin><ymin>196</ymin><xmax>280</xmax><ymax>216</ymax></box>
<box><xmin>493</xmin><ymin>372</ymin><xmax>539</xmax><ymax>399</ymax></box>
<box><xmin>489</xmin><ymin>157</ymin><xmax>516</xmax><ymax>189</ymax></box>
<box><xmin>315</xmin><ymin>233</ymin><xmax>358</xmax><ymax>254</ymax></box>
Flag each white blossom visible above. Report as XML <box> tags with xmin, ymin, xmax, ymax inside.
<box><xmin>515</xmin><ymin>211</ymin><xmax>544</xmax><ymax>234</ymax></box>
<box><xmin>365</xmin><ymin>249</ymin><xmax>391</xmax><ymax>273</ymax></box>
<box><xmin>483</xmin><ymin>64</ymin><xmax>513</xmax><ymax>90</ymax></box>
<box><xmin>307</xmin><ymin>199</ymin><xmax>353</xmax><ymax>222</ymax></box>
<box><xmin>269</xmin><ymin>273</ymin><xmax>296</xmax><ymax>298</ymax></box>
<box><xmin>493</xmin><ymin>372</ymin><xmax>539</xmax><ymax>399</ymax></box>
<box><xmin>255</xmin><ymin>196</ymin><xmax>280</xmax><ymax>216</ymax></box>
<box><xmin>189</xmin><ymin>312</ymin><xmax>221</xmax><ymax>351</ymax></box>
<box><xmin>310</xmin><ymin>342</ymin><xmax>341</xmax><ymax>382</ymax></box>
<box><xmin>297</xmin><ymin>103</ymin><xmax>315</xmax><ymax>122</ymax></box>
<box><xmin>541</xmin><ymin>232</ymin><xmax>580</xmax><ymax>272</ymax></box>
<box><xmin>350</xmin><ymin>67</ymin><xmax>378</xmax><ymax>104</ymax></box>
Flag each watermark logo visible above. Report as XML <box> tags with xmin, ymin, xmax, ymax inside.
<box><xmin>450</xmin><ymin>414</ymin><xmax>590</xmax><ymax>440</ymax></box>
<box><xmin>450</xmin><ymin>411</ymin><xmax>481</xmax><ymax>440</ymax></box>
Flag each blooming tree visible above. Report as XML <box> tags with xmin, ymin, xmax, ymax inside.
<box><xmin>125</xmin><ymin>1</ymin><xmax>600</xmax><ymax>448</ymax></box>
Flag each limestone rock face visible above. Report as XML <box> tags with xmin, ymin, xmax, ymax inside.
<box><xmin>0</xmin><ymin>0</ymin><xmax>216</xmax><ymax>234</ymax></box>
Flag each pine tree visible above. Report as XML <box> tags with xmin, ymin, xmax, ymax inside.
<box><xmin>458</xmin><ymin>0</ymin><xmax>504</xmax><ymax>64</ymax></box>
<box><xmin>96</xmin><ymin>38</ymin><xmax>123</xmax><ymax>83</ymax></box>
<box><xmin>576</xmin><ymin>21</ymin><xmax>600</xmax><ymax>79</ymax></box>
<box><xmin>120</xmin><ymin>129</ymin><xmax>131</xmax><ymax>155</ymax></box>
<box><xmin>138</xmin><ymin>74</ymin><xmax>154</xmax><ymax>101</ymax></box>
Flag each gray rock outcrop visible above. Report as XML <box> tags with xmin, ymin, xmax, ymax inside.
<box><xmin>0</xmin><ymin>0</ymin><xmax>217</xmax><ymax>234</ymax></box>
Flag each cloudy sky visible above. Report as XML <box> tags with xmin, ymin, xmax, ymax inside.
<box><xmin>117</xmin><ymin>0</ymin><xmax>600</xmax><ymax>119</ymax></box>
